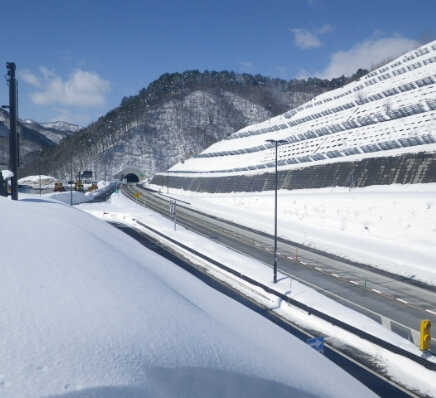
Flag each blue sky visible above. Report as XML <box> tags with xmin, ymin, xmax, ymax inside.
<box><xmin>1</xmin><ymin>0</ymin><xmax>435</xmax><ymax>126</ymax></box>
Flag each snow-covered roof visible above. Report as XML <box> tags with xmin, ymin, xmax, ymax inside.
<box><xmin>1</xmin><ymin>170</ymin><xmax>13</xmax><ymax>180</ymax></box>
<box><xmin>169</xmin><ymin>40</ymin><xmax>436</xmax><ymax>176</ymax></box>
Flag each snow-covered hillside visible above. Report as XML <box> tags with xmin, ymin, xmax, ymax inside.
<box><xmin>0</xmin><ymin>196</ymin><xmax>378</xmax><ymax>398</ymax></box>
<box><xmin>22</xmin><ymin>119</ymin><xmax>80</xmax><ymax>144</ymax></box>
<box><xmin>170</xmin><ymin>41</ymin><xmax>436</xmax><ymax>176</ymax></box>
<box><xmin>34</xmin><ymin>71</ymin><xmax>319</xmax><ymax>182</ymax></box>
<box><xmin>1</xmin><ymin>109</ymin><xmax>81</xmax><ymax>168</ymax></box>
<box><xmin>40</xmin><ymin>120</ymin><xmax>82</xmax><ymax>133</ymax></box>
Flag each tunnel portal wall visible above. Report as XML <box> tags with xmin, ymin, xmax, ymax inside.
<box><xmin>150</xmin><ymin>152</ymin><xmax>436</xmax><ymax>193</ymax></box>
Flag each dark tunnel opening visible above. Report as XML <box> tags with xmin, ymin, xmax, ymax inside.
<box><xmin>124</xmin><ymin>173</ymin><xmax>140</xmax><ymax>183</ymax></box>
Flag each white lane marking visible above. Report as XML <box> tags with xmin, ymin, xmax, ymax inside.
<box><xmin>315</xmin><ymin>267</ymin><xmax>322</xmax><ymax>271</ymax></box>
<box><xmin>371</xmin><ymin>289</ymin><xmax>382</xmax><ymax>294</ymax></box>
<box><xmin>396</xmin><ymin>298</ymin><xmax>409</xmax><ymax>304</ymax></box>
<box><xmin>425</xmin><ymin>309</ymin><xmax>436</xmax><ymax>315</ymax></box>
<box><xmin>332</xmin><ymin>273</ymin><xmax>340</xmax><ymax>278</ymax></box>
<box><xmin>350</xmin><ymin>280</ymin><xmax>359</xmax><ymax>285</ymax></box>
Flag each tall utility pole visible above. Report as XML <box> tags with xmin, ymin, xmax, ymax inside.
<box><xmin>6</xmin><ymin>62</ymin><xmax>19</xmax><ymax>200</ymax></box>
<box><xmin>266</xmin><ymin>139</ymin><xmax>287</xmax><ymax>283</ymax></box>
<box><xmin>70</xmin><ymin>154</ymin><xmax>73</xmax><ymax>206</ymax></box>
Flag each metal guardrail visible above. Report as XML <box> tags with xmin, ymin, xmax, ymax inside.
<box><xmin>132</xmin><ymin>217</ymin><xmax>436</xmax><ymax>371</ymax></box>
<box><xmin>136</xmin><ymin>183</ymin><xmax>436</xmax><ymax>294</ymax></box>
<box><xmin>131</xmin><ymin>184</ymin><xmax>436</xmax><ymax>352</ymax></box>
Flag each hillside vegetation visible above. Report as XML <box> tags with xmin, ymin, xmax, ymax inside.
<box><xmin>20</xmin><ymin>69</ymin><xmax>366</xmax><ymax>180</ymax></box>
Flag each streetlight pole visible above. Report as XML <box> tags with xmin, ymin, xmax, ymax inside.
<box><xmin>39</xmin><ymin>150</ymin><xmax>42</xmax><ymax>196</ymax></box>
<box><xmin>6</xmin><ymin>62</ymin><xmax>18</xmax><ymax>200</ymax></box>
<box><xmin>266</xmin><ymin>139</ymin><xmax>286</xmax><ymax>283</ymax></box>
<box><xmin>70</xmin><ymin>153</ymin><xmax>73</xmax><ymax>206</ymax></box>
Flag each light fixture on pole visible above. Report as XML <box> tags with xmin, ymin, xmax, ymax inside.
<box><xmin>265</xmin><ymin>138</ymin><xmax>287</xmax><ymax>283</ymax></box>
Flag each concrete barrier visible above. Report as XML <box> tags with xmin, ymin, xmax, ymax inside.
<box><xmin>151</xmin><ymin>152</ymin><xmax>436</xmax><ymax>193</ymax></box>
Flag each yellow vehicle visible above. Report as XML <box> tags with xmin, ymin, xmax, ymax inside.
<box><xmin>88</xmin><ymin>182</ymin><xmax>98</xmax><ymax>191</ymax></box>
<box><xmin>74</xmin><ymin>180</ymin><xmax>84</xmax><ymax>192</ymax></box>
<box><xmin>53</xmin><ymin>182</ymin><xmax>65</xmax><ymax>192</ymax></box>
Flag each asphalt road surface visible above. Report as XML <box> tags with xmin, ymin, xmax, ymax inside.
<box><xmin>124</xmin><ymin>184</ymin><xmax>436</xmax><ymax>354</ymax></box>
<box><xmin>111</xmin><ymin>220</ymin><xmax>421</xmax><ymax>398</ymax></box>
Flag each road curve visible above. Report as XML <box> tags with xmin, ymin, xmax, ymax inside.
<box><xmin>124</xmin><ymin>183</ymin><xmax>436</xmax><ymax>354</ymax></box>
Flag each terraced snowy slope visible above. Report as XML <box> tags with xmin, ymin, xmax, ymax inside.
<box><xmin>168</xmin><ymin>40</ymin><xmax>436</xmax><ymax>177</ymax></box>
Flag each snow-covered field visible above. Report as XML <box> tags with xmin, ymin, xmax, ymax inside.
<box><xmin>153</xmin><ymin>183</ymin><xmax>436</xmax><ymax>287</ymax></box>
<box><xmin>0</xmin><ymin>194</ymin><xmax>382</xmax><ymax>398</ymax></box>
<box><xmin>77</xmin><ymin>188</ymin><xmax>436</xmax><ymax>396</ymax></box>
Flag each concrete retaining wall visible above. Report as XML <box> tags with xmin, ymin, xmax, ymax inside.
<box><xmin>150</xmin><ymin>152</ymin><xmax>436</xmax><ymax>193</ymax></box>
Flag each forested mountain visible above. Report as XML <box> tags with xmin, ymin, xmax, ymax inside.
<box><xmin>19</xmin><ymin>69</ymin><xmax>367</xmax><ymax>180</ymax></box>
<box><xmin>0</xmin><ymin>109</ymin><xmax>80</xmax><ymax>168</ymax></box>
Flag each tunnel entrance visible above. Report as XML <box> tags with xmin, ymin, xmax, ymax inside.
<box><xmin>124</xmin><ymin>173</ymin><xmax>139</xmax><ymax>183</ymax></box>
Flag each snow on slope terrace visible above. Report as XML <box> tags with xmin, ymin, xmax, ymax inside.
<box><xmin>170</xmin><ymin>40</ymin><xmax>436</xmax><ymax>176</ymax></box>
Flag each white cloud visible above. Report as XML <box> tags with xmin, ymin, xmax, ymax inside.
<box><xmin>318</xmin><ymin>24</ymin><xmax>334</xmax><ymax>34</ymax></box>
<box><xmin>19</xmin><ymin>70</ymin><xmax>41</xmax><ymax>88</ymax></box>
<box><xmin>318</xmin><ymin>35</ymin><xmax>419</xmax><ymax>78</ymax></box>
<box><xmin>25</xmin><ymin>67</ymin><xmax>110</xmax><ymax>107</ymax></box>
<box><xmin>290</xmin><ymin>24</ymin><xmax>334</xmax><ymax>50</ymax></box>
<box><xmin>290</xmin><ymin>28</ymin><xmax>322</xmax><ymax>49</ymax></box>
<box><xmin>240</xmin><ymin>61</ymin><xmax>253</xmax><ymax>69</ymax></box>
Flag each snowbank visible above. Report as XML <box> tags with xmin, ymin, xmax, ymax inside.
<box><xmin>46</xmin><ymin>190</ymin><xmax>93</xmax><ymax>205</ymax></box>
<box><xmin>0</xmin><ymin>197</ymin><xmax>377</xmax><ymax>398</ymax></box>
<box><xmin>18</xmin><ymin>174</ymin><xmax>56</xmax><ymax>187</ymax></box>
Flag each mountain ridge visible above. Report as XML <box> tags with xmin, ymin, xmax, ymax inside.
<box><xmin>20</xmin><ymin>69</ymin><xmax>364</xmax><ymax>179</ymax></box>
<box><xmin>152</xmin><ymin>41</ymin><xmax>436</xmax><ymax>191</ymax></box>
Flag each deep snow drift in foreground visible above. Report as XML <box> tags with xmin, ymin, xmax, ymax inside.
<box><xmin>0</xmin><ymin>196</ymin><xmax>377</xmax><ymax>398</ymax></box>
